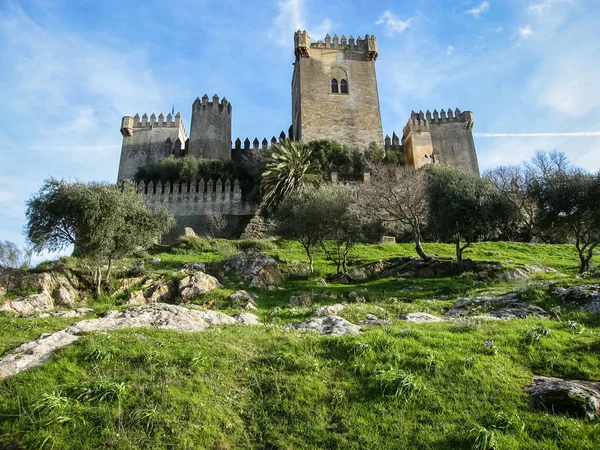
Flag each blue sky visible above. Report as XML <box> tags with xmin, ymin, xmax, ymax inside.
<box><xmin>1</xmin><ymin>0</ymin><xmax>599</xmax><ymax>259</ymax></box>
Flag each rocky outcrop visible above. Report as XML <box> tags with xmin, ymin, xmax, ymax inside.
<box><xmin>1</xmin><ymin>269</ymin><xmax>82</xmax><ymax>308</ymax></box>
<box><xmin>525</xmin><ymin>376</ymin><xmax>600</xmax><ymax>420</ymax></box>
<box><xmin>233</xmin><ymin>312</ymin><xmax>261</xmax><ymax>326</ymax></box>
<box><xmin>290</xmin><ymin>316</ymin><xmax>361</xmax><ymax>335</ymax></box>
<box><xmin>225</xmin><ymin>249</ymin><xmax>282</xmax><ymax>288</ymax></box>
<box><xmin>553</xmin><ymin>285</ymin><xmax>600</xmax><ymax>313</ymax></box>
<box><xmin>178</xmin><ymin>272</ymin><xmax>222</xmax><ymax>301</ymax></box>
<box><xmin>446</xmin><ymin>294</ymin><xmax>547</xmax><ymax>320</ymax></box>
<box><xmin>228</xmin><ymin>290</ymin><xmax>257</xmax><ymax>308</ymax></box>
<box><xmin>0</xmin><ymin>303</ymin><xmax>256</xmax><ymax>379</ymax></box>
<box><xmin>356</xmin><ymin>314</ymin><xmax>392</xmax><ymax>326</ymax></box>
<box><xmin>182</xmin><ymin>261</ymin><xmax>207</xmax><ymax>272</ymax></box>
<box><xmin>0</xmin><ymin>292</ymin><xmax>55</xmax><ymax>316</ymax></box>
<box><xmin>398</xmin><ymin>312</ymin><xmax>446</xmax><ymax>323</ymax></box>
<box><xmin>313</xmin><ymin>304</ymin><xmax>345</xmax><ymax>316</ymax></box>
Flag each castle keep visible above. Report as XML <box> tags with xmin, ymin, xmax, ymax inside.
<box><xmin>117</xmin><ymin>31</ymin><xmax>480</xmax><ymax>237</ymax></box>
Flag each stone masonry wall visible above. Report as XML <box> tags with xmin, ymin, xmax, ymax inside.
<box><xmin>118</xmin><ymin>114</ymin><xmax>187</xmax><ymax>181</ymax></box>
<box><xmin>292</xmin><ymin>36</ymin><xmax>383</xmax><ymax>150</ymax></box>
<box><xmin>188</xmin><ymin>95</ymin><xmax>232</xmax><ymax>160</ymax></box>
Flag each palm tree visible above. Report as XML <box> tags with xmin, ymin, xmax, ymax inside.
<box><xmin>260</xmin><ymin>139</ymin><xmax>322</xmax><ymax>214</ymax></box>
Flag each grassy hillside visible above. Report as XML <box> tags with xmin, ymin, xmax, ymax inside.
<box><xmin>0</xmin><ymin>241</ymin><xmax>599</xmax><ymax>449</ymax></box>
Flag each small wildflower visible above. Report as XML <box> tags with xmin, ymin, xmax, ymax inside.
<box><xmin>140</xmin><ymin>336</ymin><xmax>147</xmax><ymax>342</ymax></box>
<box><xmin>359</xmin><ymin>343</ymin><xmax>369</xmax><ymax>349</ymax></box>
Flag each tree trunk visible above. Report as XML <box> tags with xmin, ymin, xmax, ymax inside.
<box><xmin>106</xmin><ymin>258</ymin><xmax>113</xmax><ymax>283</ymax></box>
<box><xmin>455</xmin><ymin>234</ymin><xmax>462</xmax><ymax>268</ymax></box>
<box><xmin>412</xmin><ymin>225</ymin><xmax>430</xmax><ymax>261</ymax></box>
<box><xmin>95</xmin><ymin>267</ymin><xmax>102</xmax><ymax>297</ymax></box>
<box><xmin>308</xmin><ymin>254</ymin><xmax>314</xmax><ymax>274</ymax></box>
<box><xmin>342</xmin><ymin>247</ymin><xmax>350</xmax><ymax>274</ymax></box>
<box><xmin>578</xmin><ymin>243</ymin><xmax>598</xmax><ymax>273</ymax></box>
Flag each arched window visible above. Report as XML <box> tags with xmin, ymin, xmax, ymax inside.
<box><xmin>331</xmin><ymin>78</ymin><xmax>339</xmax><ymax>93</ymax></box>
<box><xmin>340</xmin><ymin>79</ymin><xmax>348</xmax><ymax>94</ymax></box>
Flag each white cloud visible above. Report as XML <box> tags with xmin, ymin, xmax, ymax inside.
<box><xmin>527</xmin><ymin>0</ymin><xmax>574</xmax><ymax>14</ymax></box>
<box><xmin>376</xmin><ymin>10</ymin><xmax>413</xmax><ymax>36</ymax></box>
<box><xmin>447</xmin><ymin>45</ymin><xmax>455</xmax><ymax>56</ymax></box>
<box><xmin>466</xmin><ymin>1</ymin><xmax>490</xmax><ymax>18</ymax></box>
<box><xmin>519</xmin><ymin>25</ymin><xmax>534</xmax><ymax>38</ymax></box>
<box><xmin>268</xmin><ymin>0</ymin><xmax>332</xmax><ymax>46</ymax></box>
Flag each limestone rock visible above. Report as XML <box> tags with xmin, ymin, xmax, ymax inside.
<box><xmin>233</xmin><ymin>312</ymin><xmax>261</xmax><ymax>325</ymax></box>
<box><xmin>53</xmin><ymin>285</ymin><xmax>78</xmax><ymax>308</ymax></box>
<box><xmin>398</xmin><ymin>312</ymin><xmax>445</xmax><ymax>323</ymax></box>
<box><xmin>144</xmin><ymin>279</ymin><xmax>176</xmax><ymax>303</ymax></box>
<box><xmin>245</xmin><ymin>302</ymin><xmax>258</xmax><ymax>311</ymax></box>
<box><xmin>313</xmin><ymin>303</ymin><xmax>345</xmax><ymax>316</ymax></box>
<box><xmin>225</xmin><ymin>249</ymin><xmax>282</xmax><ymax>287</ymax></box>
<box><xmin>147</xmin><ymin>257</ymin><xmax>161</xmax><ymax>265</ymax></box>
<box><xmin>357</xmin><ymin>313</ymin><xmax>392</xmax><ymax>326</ymax></box>
<box><xmin>126</xmin><ymin>290</ymin><xmax>146</xmax><ymax>305</ymax></box>
<box><xmin>183</xmin><ymin>227</ymin><xmax>197</xmax><ymax>237</ymax></box>
<box><xmin>0</xmin><ymin>292</ymin><xmax>55</xmax><ymax>316</ymax></box>
<box><xmin>182</xmin><ymin>261</ymin><xmax>207</xmax><ymax>272</ymax></box>
<box><xmin>178</xmin><ymin>271</ymin><xmax>222</xmax><ymax>301</ymax></box>
<box><xmin>446</xmin><ymin>294</ymin><xmax>547</xmax><ymax>320</ymax></box>
<box><xmin>2</xmin><ymin>269</ymin><xmax>81</xmax><ymax>306</ymax></box>
<box><xmin>314</xmin><ymin>279</ymin><xmax>327</xmax><ymax>287</ymax></box>
<box><xmin>504</xmin><ymin>268</ymin><xmax>529</xmax><ymax>282</ymax></box>
<box><xmin>291</xmin><ymin>316</ymin><xmax>361</xmax><ymax>335</ymax></box>
<box><xmin>228</xmin><ymin>290</ymin><xmax>257</xmax><ymax>308</ymax></box>
<box><xmin>35</xmin><ymin>308</ymin><xmax>95</xmax><ymax>319</ymax></box>
<box><xmin>553</xmin><ymin>285</ymin><xmax>600</xmax><ymax>314</ymax></box>
<box><xmin>289</xmin><ymin>294</ymin><xmax>313</xmax><ymax>307</ymax></box>
<box><xmin>525</xmin><ymin>376</ymin><xmax>600</xmax><ymax>420</ymax></box>
<box><xmin>0</xmin><ymin>303</ymin><xmax>239</xmax><ymax>379</ymax></box>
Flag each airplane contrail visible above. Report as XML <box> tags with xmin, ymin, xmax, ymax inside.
<box><xmin>474</xmin><ymin>132</ymin><xmax>600</xmax><ymax>137</ymax></box>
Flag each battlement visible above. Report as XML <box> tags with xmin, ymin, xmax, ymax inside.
<box><xmin>403</xmin><ymin>109</ymin><xmax>475</xmax><ymax>139</ymax></box>
<box><xmin>294</xmin><ymin>30</ymin><xmax>378</xmax><ymax>60</ymax></box>
<box><xmin>120</xmin><ymin>112</ymin><xmax>184</xmax><ymax>137</ymax></box>
<box><xmin>192</xmin><ymin>94</ymin><xmax>232</xmax><ymax>114</ymax></box>
<box><xmin>231</xmin><ymin>131</ymin><xmax>290</xmax><ymax>160</ymax></box>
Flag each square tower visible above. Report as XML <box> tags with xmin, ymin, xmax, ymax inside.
<box><xmin>291</xmin><ymin>31</ymin><xmax>384</xmax><ymax>150</ymax></box>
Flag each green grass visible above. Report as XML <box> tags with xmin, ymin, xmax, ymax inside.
<box><xmin>0</xmin><ymin>240</ymin><xmax>599</xmax><ymax>449</ymax></box>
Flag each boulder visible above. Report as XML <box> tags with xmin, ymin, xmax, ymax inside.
<box><xmin>313</xmin><ymin>303</ymin><xmax>345</xmax><ymax>316</ymax></box>
<box><xmin>357</xmin><ymin>314</ymin><xmax>392</xmax><ymax>326</ymax></box>
<box><xmin>53</xmin><ymin>285</ymin><xmax>78</xmax><ymax>308</ymax></box>
<box><xmin>0</xmin><ymin>292</ymin><xmax>55</xmax><ymax>316</ymax></box>
<box><xmin>504</xmin><ymin>268</ymin><xmax>529</xmax><ymax>282</ymax></box>
<box><xmin>2</xmin><ymin>269</ymin><xmax>81</xmax><ymax>307</ymax></box>
<box><xmin>225</xmin><ymin>249</ymin><xmax>282</xmax><ymax>287</ymax></box>
<box><xmin>525</xmin><ymin>376</ymin><xmax>600</xmax><ymax>420</ymax></box>
<box><xmin>145</xmin><ymin>280</ymin><xmax>176</xmax><ymax>303</ymax></box>
<box><xmin>147</xmin><ymin>257</ymin><xmax>161</xmax><ymax>265</ymax></box>
<box><xmin>446</xmin><ymin>294</ymin><xmax>548</xmax><ymax>320</ymax></box>
<box><xmin>245</xmin><ymin>302</ymin><xmax>258</xmax><ymax>311</ymax></box>
<box><xmin>289</xmin><ymin>294</ymin><xmax>313</xmax><ymax>307</ymax></box>
<box><xmin>183</xmin><ymin>227</ymin><xmax>197</xmax><ymax>237</ymax></box>
<box><xmin>233</xmin><ymin>312</ymin><xmax>262</xmax><ymax>326</ymax></box>
<box><xmin>178</xmin><ymin>271</ymin><xmax>222</xmax><ymax>301</ymax></box>
<box><xmin>553</xmin><ymin>285</ymin><xmax>600</xmax><ymax>313</ymax></box>
<box><xmin>314</xmin><ymin>279</ymin><xmax>327</xmax><ymax>287</ymax></box>
<box><xmin>182</xmin><ymin>261</ymin><xmax>207</xmax><ymax>272</ymax></box>
<box><xmin>126</xmin><ymin>290</ymin><xmax>146</xmax><ymax>305</ymax></box>
<box><xmin>398</xmin><ymin>312</ymin><xmax>445</xmax><ymax>323</ymax></box>
<box><xmin>228</xmin><ymin>290</ymin><xmax>257</xmax><ymax>308</ymax></box>
<box><xmin>35</xmin><ymin>308</ymin><xmax>95</xmax><ymax>319</ymax></box>
<box><xmin>290</xmin><ymin>316</ymin><xmax>361</xmax><ymax>335</ymax></box>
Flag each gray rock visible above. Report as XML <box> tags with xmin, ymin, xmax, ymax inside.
<box><xmin>314</xmin><ymin>279</ymin><xmax>327</xmax><ymax>287</ymax></box>
<box><xmin>0</xmin><ymin>292</ymin><xmax>55</xmax><ymax>316</ymax></box>
<box><xmin>291</xmin><ymin>316</ymin><xmax>361</xmax><ymax>335</ymax></box>
<box><xmin>553</xmin><ymin>285</ymin><xmax>600</xmax><ymax>314</ymax></box>
<box><xmin>398</xmin><ymin>312</ymin><xmax>445</xmax><ymax>323</ymax></box>
<box><xmin>233</xmin><ymin>312</ymin><xmax>261</xmax><ymax>326</ymax></box>
<box><xmin>182</xmin><ymin>261</ymin><xmax>206</xmax><ymax>272</ymax></box>
<box><xmin>147</xmin><ymin>257</ymin><xmax>161</xmax><ymax>265</ymax></box>
<box><xmin>289</xmin><ymin>294</ymin><xmax>313</xmax><ymax>307</ymax></box>
<box><xmin>35</xmin><ymin>308</ymin><xmax>95</xmax><ymax>319</ymax></box>
<box><xmin>525</xmin><ymin>376</ymin><xmax>600</xmax><ymax>420</ymax></box>
<box><xmin>183</xmin><ymin>227</ymin><xmax>197</xmax><ymax>237</ymax></box>
<box><xmin>53</xmin><ymin>285</ymin><xmax>78</xmax><ymax>308</ymax></box>
<box><xmin>225</xmin><ymin>249</ymin><xmax>282</xmax><ymax>287</ymax></box>
<box><xmin>144</xmin><ymin>280</ymin><xmax>176</xmax><ymax>304</ymax></box>
<box><xmin>178</xmin><ymin>271</ymin><xmax>222</xmax><ymax>301</ymax></box>
<box><xmin>357</xmin><ymin>314</ymin><xmax>392</xmax><ymax>326</ymax></box>
<box><xmin>0</xmin><ymin>303</ymin><xmax>247</xmax><ymax>379</ymax></box>
<box><xmin>446</xmin><ymin>294</ymin><xmax>547</xmax><ymax>320</ymax></box>
<box><xmin>313</xmin><ymin>303</ymin><xmax>345</xmax><ymax>316</ymax></box>
<box><xmin>245</xmin><ymin>302</ymin><xmax>258</xmax><ymax>311</ymax></box>
<box><xmin>228</xmin><ymin>290</ymin><xmax>257</xmax><ymax>308</ymax></box>
<box><xmin>504</xmin><ymin>268</ymin><xmax>529</xmax><ymax>282</ymax></box>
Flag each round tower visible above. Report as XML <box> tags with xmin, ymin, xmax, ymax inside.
<box><xmin>188</xmin><ymin>94</ymin><xmax>232</xmax><ymax>160</ymax></box>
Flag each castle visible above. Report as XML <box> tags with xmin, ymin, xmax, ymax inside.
<box><xmin>117</xmin><ymin>31</ymin><xmax>480</xmax><ymax>238</ymax></box>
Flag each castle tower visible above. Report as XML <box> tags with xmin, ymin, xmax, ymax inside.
<box><xmin>291</xmin><ymin>31</ymin><xmax>384</xmax><ymax>150</ymax></box>
<box><xmin>188</xmin><ymin>94</ymin><xmax>232</xmax><ymax>160</ymax></box>
<box><xmin>401</xmin><ymin>109</ymin><xmax>479</xmax><ymax>175</ymax></box>
<box><xmin>117</xmin><ymin>112</ymin><xmax>187</xmax><ymax>181</ymax></box>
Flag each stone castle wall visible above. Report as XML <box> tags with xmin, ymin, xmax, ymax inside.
<box><xmin>118</xmin><ymin>113</ymin><xmax>187</xmax><ymax>181</ymax></box>
<box><xmin>189</xmin><ymin>95</ymin><xmax>232</xmax><ymax>160</ymax></box>
<box><xmin>292</xmin><ymin>31</ymin><xmax>383</xmax><ymax>150</ymax></box>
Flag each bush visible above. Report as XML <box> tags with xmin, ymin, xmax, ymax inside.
<box><xmin>172</xmin><ymin>236</ymin><xmax>237</xmax><ymax>258</ymax></box>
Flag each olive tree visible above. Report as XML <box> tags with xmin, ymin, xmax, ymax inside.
<box><xmin>427</xmin><ymin>166</ymin><xmax>516</xmax><ymax>267</ymax></box>
<box><xmin>359</xmin><ymin>164</ymin><xmax>430</xmax><ymax>260</ymax></box>
<box><xmin>25</xmin><ymin>178</ymin><xmax>175</xmax><ymax>294</ymax></box>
